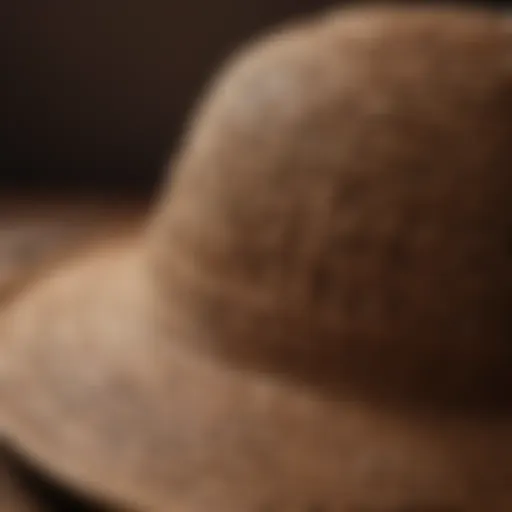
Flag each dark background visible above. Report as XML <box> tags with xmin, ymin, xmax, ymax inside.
<box><xmin>1</xmin><ymin>1</ymin><xmax>509</xmax><ymax>194</ymax></box>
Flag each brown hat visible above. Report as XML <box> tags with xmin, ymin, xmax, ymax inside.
<box><xmin>2</xmin><ymin>5</ymin><xmax>512</xmax><ymax>511</ymax></box>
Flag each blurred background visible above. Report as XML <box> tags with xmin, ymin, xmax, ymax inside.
<box><xmin>2</xmin><ymin>1</ymin><xmax>508</xmax><ymax>195</ymax></box>
<box><xmin>2</xmin><ymin>0</ymin><xmax>343</xmax><ymax>194</ymax></box>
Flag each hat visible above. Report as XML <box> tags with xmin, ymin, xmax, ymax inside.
<box><xmin>2</xmin><ymin>5</ymin><xmax>512</xmax><ymax>511</ymax></box>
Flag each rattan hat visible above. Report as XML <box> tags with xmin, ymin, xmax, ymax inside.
<box><xmin>2</xmin><ymin>5</ymin><xmax>512</xmax><ymax>511</ymax></box>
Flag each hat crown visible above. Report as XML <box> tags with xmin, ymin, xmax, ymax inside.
<box><xmin>151</xmin><ymin>7</ymin><xmax>512</xmax><ymax>409</ymax></box>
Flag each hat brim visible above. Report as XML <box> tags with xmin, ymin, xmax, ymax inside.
<box><xmin>1</xmin><ymin>238</ymin><xmax>512</xmax><ymax>511</ymax></box>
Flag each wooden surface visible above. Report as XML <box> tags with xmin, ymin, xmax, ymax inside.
<box><xmin>0</xmin><ymin>193</ymin><xmax>148</xmax><ymax>303</ymax></box>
